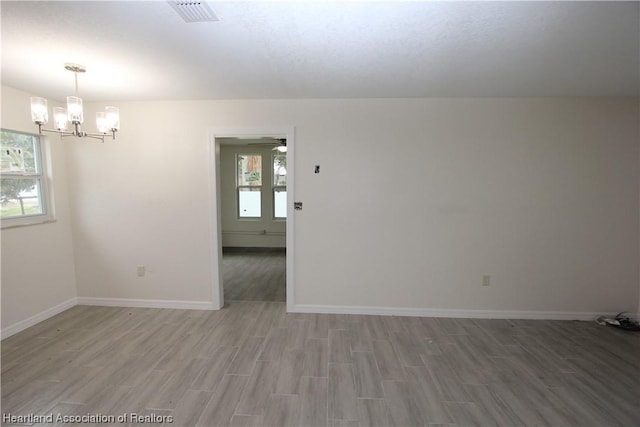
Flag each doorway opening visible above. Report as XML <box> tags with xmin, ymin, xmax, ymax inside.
<box><xmin>209</xmin><ymin>128</ymin><xmax>295</xmax><ymax>311</ymax></box>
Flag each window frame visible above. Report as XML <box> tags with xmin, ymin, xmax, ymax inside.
<box><xmin>236</xmin><ymin>153</ymin><xmax>263</xmax><ymax>219</ymax></box>
<box><xmin>0</xmin><ymin>129</ymin><xmax>52</xmax><ymax>228</ymax></box>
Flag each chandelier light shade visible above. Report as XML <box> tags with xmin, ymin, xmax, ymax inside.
<box><xmin>105</xmin><ymin>106</ymin><xmax>120</xmax><ymax>130</ymax></box>
<box><xmin>66</xmin><ymin>96</ymin><xmax>84</xmax><ymax>124</ymax></box>
<box><xmin>96</xmin><ymin>112</ymin><xmax>108</xmax><ymax>133</ymax></box>
<box><xmin>30</xmin><ymin>63</ymin><xmax>120</xmax><ymax>142</ymax></box>
<box><xmin>54</xmin><ymin>107</ymin><xmax>68</xmax><ymax>130</ymax></box>
<box><xmin>30</xmin><ymin>97</ymin><xmax>48</xmax><ymax>125</ymax></box>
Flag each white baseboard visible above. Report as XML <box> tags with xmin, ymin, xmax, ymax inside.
<box><xmin>0</xmin><ymin>298</ymin><xmax>617</xmax><ymax>341</ymax></box>
<box><xmin>1</xmin><ymin>297</ymin><xmax>78</xmax><ymax>340</ymax></box>
<box><xmin>290</xmin><ymin>303</ymin><xmax>612</xmax><ymax>321</ymax></box>
<box><xmin>76</xmin><ymin>297</ymin><xmax>214</xmax><ymax>311</ymax></box>
<box><xmin>2</xmin><ymin>297</ymin><xmax>215</xmax><ymax>340</ymax></box>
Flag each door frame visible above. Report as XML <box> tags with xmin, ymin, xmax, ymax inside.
<box><xmin>208</xmin><ymin>127</ymin><xmax>295</xmax><ymax>311</ymax></box>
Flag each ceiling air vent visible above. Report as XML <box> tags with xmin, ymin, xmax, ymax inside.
<box><xmin>168</xmin><ymin>1</ymin><xmax>219</xmax><ymax>23</ymax></box>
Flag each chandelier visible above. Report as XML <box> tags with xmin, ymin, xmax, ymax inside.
<box><xmin>30</xmin><ymin>64</ymin><xmax>120</xmax><ymax>142</ymax></box>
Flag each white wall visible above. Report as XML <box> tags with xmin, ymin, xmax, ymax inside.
<box><xmin>67</xmin><ymin>102</ymin><xmax>214</xmax><ymax>304</ymax></box>
<box><xmin>66</xmin><ymin>97</ymin><xmax>638</xmax><ymax>316</ymax></box>
<box><xmin>1</xmin><ymin>86</ymin><xmax>77</xmax><ymax>333</ymax></box>
<box><xmin>220</xmin><ymin>143</ymin><xmax>286</xmax><ymax>248</ymax></box>
<box><xmin>292</xmin><ymin>98</ymin><xmax>639</xmax><ymax>314</ymax></box>
<box><xmin>1</xmin><ymin>87</ymin><xmax>636</xmax><ymax>321</ymax></box>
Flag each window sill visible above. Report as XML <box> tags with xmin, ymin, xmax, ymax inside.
<box><xmin>1</xmin><ymin>217</ymin><xmax>56</xmax><ymax>230</ymax></box>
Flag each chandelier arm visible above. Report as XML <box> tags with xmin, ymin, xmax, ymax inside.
<box><xmin>84</xmin><ymin>130</ymin><xmax>117</xmax><ymax>141</ymax></box>
<box><xmin>60</xmin><ymin>131</ymin><xmax>105</xmax><ymax>143</ymax></box>
<box><xmin>37</xmin><ymin>127</ymin><xmax>76</xmax><ymax>138</ymax></box>
<box><xmin>82</xmin><ymin>134</ymin><xmax>106</xmax><ymax>143</ymax></box>
<box><xmin>36</xmin><ymin>126</ymin><xmax>116</xmax><ymax>143</ymax></box>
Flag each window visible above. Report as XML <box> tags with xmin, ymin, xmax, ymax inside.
<box><xmin>237</xmin><ymin>154</ymin><xmax>262</xmax><ymax>218</ymax></box>
<box><xmin>273</xmin><ymin>152</ymin><xmax>287</xmax><ymax>218</ymax></box>
<box><xmin>1</xmin><ymin>129</ymin><xmax>50</xmax><ymax>227</ymax></box>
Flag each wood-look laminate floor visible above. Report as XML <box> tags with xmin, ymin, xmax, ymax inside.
<box><xmin>2</xmin><ymin>302</ymin><xmax>639</xmax><ymax>427</ymax></box>
<box><xmin>223</xmin><ymin>248</ymin><xmax>286</xmax><ymax>302</ymax></box>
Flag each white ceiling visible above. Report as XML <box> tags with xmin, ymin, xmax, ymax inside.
<box><xmin>1</xmin><ymin>1</ymin><xmax>638</xmax><ymax>102</ymax></box>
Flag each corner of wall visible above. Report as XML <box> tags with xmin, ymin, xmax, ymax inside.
<box><xmin>1</xmin><ymin>297</ymin><xmax>78</xmax><ymax>340</ymax></box>
<box><xmin>1</xmin><ymin>85</ymin><xmax>78</xmax><ymax>331</ymax></box>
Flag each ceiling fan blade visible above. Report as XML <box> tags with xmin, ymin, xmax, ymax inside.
<box><xmin>247</xmin><ymin>138</ymin><xmax>286</xmax><ymax>146</ymax></box>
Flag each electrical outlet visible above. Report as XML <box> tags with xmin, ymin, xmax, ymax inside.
<box><xmin>482</xmin><ymin>275</ymin><xmax>491</xmax><ymax>286</ymax></box>
<box><xmin>137</xmin><ymin>265</ymin><xmax>145</xmax><ymax>277</ymax></box>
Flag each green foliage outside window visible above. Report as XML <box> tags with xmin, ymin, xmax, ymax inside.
<box><xmin>1</xmin><ymin>130</ymin><xmax>44</xmax><ymax>219</ymax></box>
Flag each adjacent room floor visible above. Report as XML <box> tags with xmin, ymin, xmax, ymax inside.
<box><xmin>222</xmin><ymin>247</ymin><xmax>286</xmax><ymax>302</ymax></box>
<box><xmin>2</xmin><ymin>302</ymin><xmax>639</xmax><ymax>426</ymax></box>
